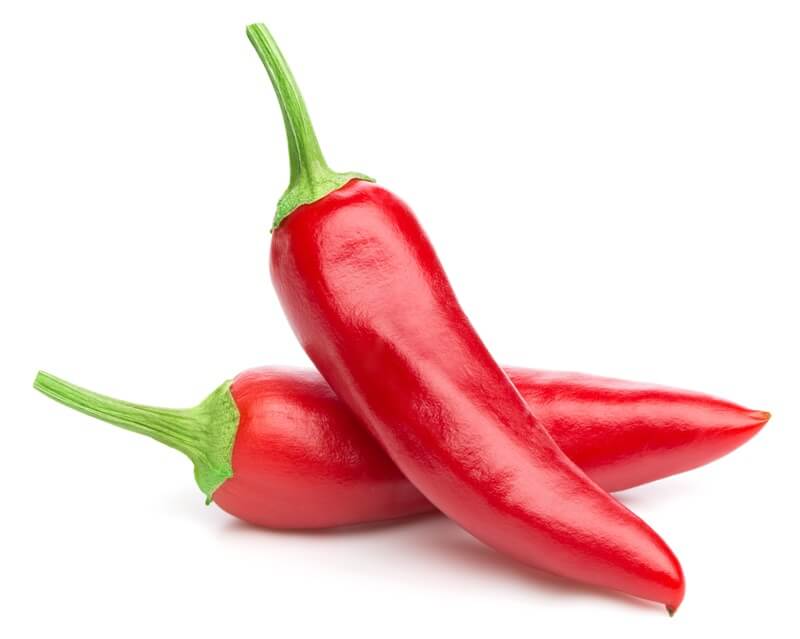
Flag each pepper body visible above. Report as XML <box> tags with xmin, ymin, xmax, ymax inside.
<box><xmin>212</xmin><ymin>366</ymin><xmax>768</xmax><ymax>528</ymax></box>
<box><xmin>270</xmin><ymin>179</ymin><xmax>685</xmax><ymax>609</ymax></box>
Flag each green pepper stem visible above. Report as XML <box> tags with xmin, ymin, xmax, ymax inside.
<box><xmin>33</xmin><ymin>371</ymin><xmax>239</xmax><ymax>503</ymax></box>
<box><xmin>246</xmin><ymin>23</ymin><xmax>326</xmax><ymax>189</ymax></box>
<box><xmin>245</xmin><ymin>23</ymin><xmax>373</xmax><ymax>229</ymax></box>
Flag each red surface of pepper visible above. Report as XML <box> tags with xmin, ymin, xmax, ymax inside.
<box><xmin>214</xmin><ymin>367</ymin><xmax>768</xmax><ymax>526</ymax></box>
<box><xmin>248</xmin><ymin>24</ymin><xmax>686</xmax><ymax>609</ymax></box>
<box><xmin>270</xmin><ymin>180</ymin><xmax>687</xmax><ymax>609</ymax></box>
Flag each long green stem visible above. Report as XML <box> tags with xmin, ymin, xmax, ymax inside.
<box><xmin>33</xmin><ymin>371</ymin><xmax>239</xmax><ymax>503</ymax></box>
<box><xmin>246</xmin><ymin>23</ymin><xmax>373</xmax><ymax>229</ymax></box>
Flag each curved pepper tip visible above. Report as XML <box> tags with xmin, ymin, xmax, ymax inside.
<box><xmin>666</xmin><ymin>605</ymin><xmax>677</xmax><ymax>617</ymax></box>
<box><xmin>754</xmin><ymin>410</ymin><xmax>771</xmax><ymax>424</ymax></box>
<box><xmin>747</xmin><ymin>409</ymin><xmax>771</xmax><ymax>434</ymax></box>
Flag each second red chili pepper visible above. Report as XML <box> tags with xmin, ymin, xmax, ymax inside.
<box><xmin>248</xmin><ymin>23</ymin><xmax>685</xmax><ymax>611</ymax></box>
<box><xmin>34</xmin><ymin>367</ymin><xmax>768</xmax><ymax>531</ymax></box>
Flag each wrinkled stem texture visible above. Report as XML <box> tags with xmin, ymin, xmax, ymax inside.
<box><xmin>34</xmin><ymin>371</ymin><xmax>239</xmax><ymax>502</ymax></box>
<box><xmin>246</xmin><ymin>23</ymin><xmax>372</xmax><ymax>229</ymax></box>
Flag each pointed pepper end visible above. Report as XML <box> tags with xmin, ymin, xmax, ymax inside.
<box><xmin>753</xmin><ymin>410</ymin><xmax>771</xmax><ymax>425</ymax></box>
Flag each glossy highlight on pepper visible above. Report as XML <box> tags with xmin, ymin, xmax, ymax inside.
<box><xmin>248</xmin><ymin>22</ymin><xmax>686</xmax><ymax>610</ymax></box>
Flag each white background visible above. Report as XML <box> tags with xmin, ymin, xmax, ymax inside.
<box><xmin>2</xmin><ymin>1</ymin><xmax>798</xmax><ymax>636</ymax></box>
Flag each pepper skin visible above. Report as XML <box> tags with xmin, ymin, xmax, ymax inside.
<box><xmin>220</xmin><ymin>368</ymin><xmax>768</xmax><ymax>526</ymax></box>
<box><xmin>248</xmin><ymin>24</ymin><xmax>685</xmax><ymax>610</ymax></box>
<box><xmin>34</xmin><ymin>367</ymin><xmax>769</xmax><ymax>529</ymax></box>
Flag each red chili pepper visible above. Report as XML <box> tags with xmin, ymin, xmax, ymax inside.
<box><xmin>247</xmin><ymin>23</ymin><xmax>687</xmax><ymax>610</ymax></box>
<box><xmin>33</xmin><ymin>369</ymin><xmax>768</xmax><ymax>532</ymax></box>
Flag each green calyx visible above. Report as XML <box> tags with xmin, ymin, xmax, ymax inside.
<box><xmin>245</xmin><ymin>23</ymin><xmax>374</xmax><ymax>230</ymax></box>
<box><xmin>33</xmin><ymin>371</ymin><xmax>239</xmax><ymax>504</ymax></box>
